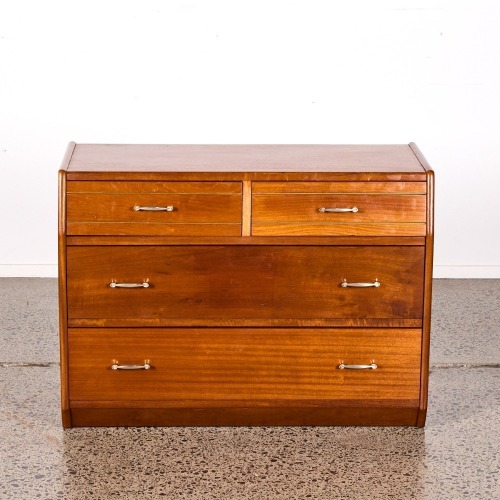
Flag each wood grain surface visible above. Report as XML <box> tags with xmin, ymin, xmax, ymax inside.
<box><xmin>252</xmin><ymin>192</ymin><xmax>426</xmax><ymax>236</ymax></box>
<box><xmin>68</xmin><ymin>328</ymin><xmax>421</xmax><ymax>403</ymax></box>
<box><xmin>67</xmin><ymin>245</ymin><xmax>425</xmax><ymax>323</ymax></box>
<box><xmin>66</xmin><ymin>181</ymin><xmax>242</xmax><ymax>236</ymax></box>
<box><xmin>59</xmin><ymin>143</ymin><xmax>434</xmax><ymax>428</ymax></box>
<box><xmin>69</xmin><ymin>407</ymin><xmax>419</xmax><ymax>427</ymax></box>
<box><xmin>67</xmin><ymin>144</ymin><xmax>426</xmax><ymax>172</ymax></box>
<box><xmin>252</xmin><ymin>181</ymin><xmax>426</xmax><ymax>194</ymax></box>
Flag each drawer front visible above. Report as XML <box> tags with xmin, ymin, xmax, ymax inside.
<box><xmin>66</xmin><ymin>181</ymin><xmax>242</xmax><ymax>236</ymax></box>
<box><xmin>67</xmin><ymin>245</ymin><xmax>424</xmax><ymax>324</ymax></box>
<box><xmin>252</xmin><ymin>182</ymin><xmax>426</xmax><ymax>236</ymax></box>
<box><xmin>68</xmin><ymin>328</ymin><xmax>422</xmax><ymax>402</ymax></box>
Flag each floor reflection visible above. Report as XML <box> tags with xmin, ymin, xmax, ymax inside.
<box><xmin>61</xmin><ymin>425</ymin><xmax>425</xmax><ymax>499</ymax></box>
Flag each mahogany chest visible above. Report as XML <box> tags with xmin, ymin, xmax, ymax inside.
<box><xmin>58</xmin><ymin>143</ymin><xmax>434</xmax><ymax>427</ymax></box>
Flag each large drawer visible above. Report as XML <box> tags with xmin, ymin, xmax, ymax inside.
<box><xmin>66</xmin><ymin>181</ymin><xmax>242</xmax><ymax>236</ymax></box>
<box><xmin>252</xmin><ymin>182</ymin><xmax>426</xmax><ymax>236</ymax></box>
<box><xmin>67</xmin><ymin>245</ymin><xmax>425</xmax><ymax>326</ymax></box>
<box><xmin>68</xmin><ymin>328</ymin><xmax>422</xmax><ymax>403</ymax></box>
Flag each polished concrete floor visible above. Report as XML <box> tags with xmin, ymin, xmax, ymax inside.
<box><xmin>0</xmin><ymin>279</ymin><xmax>499</xmax><ymax>499</ymax></box>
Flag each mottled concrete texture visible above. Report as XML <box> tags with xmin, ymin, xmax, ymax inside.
<box><xmin>0</xmin><ymin>278</ymin><xmax>499</xmax><ymax>499</ymax></box>
<box><xmin>0</xmin><ymin>278</ymin><xmax>59</xmax><ymax>363</ymax></box>
<box><xmin>431</xmin><ymin>279</ymin><xmax>500</xmax><ymax>365</ymax></box>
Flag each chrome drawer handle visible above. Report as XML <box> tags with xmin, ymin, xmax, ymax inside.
<box><xmin>319</xmin><ymin>207</ymin><xmax>359</xmax><ymax>213</ymax></box>
<box><xmin>341</xmin><ymin>279</ymin><xmax>380</xmax><ymax>288</ymax></box>
<box><xmin>110</xmin><ymin>282</ymin><xmax>150</xmax><ymax>288</ymax></box>
<box><xmin>133</xmin><ymin>205</ymin><xmax>174</xmax><ymax>212</ymax></box>
<box><xmin>338</xmin><ymin>363</ymin><xmax>378</xmax><ymax>370</ymax></box>
<box><xmin>111</xmin><ymin>361</ymin><xmax>151</xmax><ymax>370</ymax></box>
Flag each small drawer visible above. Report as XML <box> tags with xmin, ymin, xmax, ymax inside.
<box><xmin>68</xmin><ymin>328</ymin><xmax>422</xmax><ymax>403</ymax></box>
<box><xmin>252</xmin><ymin>182</ymin><xmax>426</xmax><ymax>236</ymax></box>
<box><xmin>66</xmin><ymin>181</ymin><xmax>242</xmax><ymax>236</ymax></box>
<box><xmin>67</xmin><ymin>245</ymin><xmax>425</xmax><ymax>326</ymax></box>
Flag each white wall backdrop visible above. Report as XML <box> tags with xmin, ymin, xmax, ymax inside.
<box><xmin>1</xmin><ymin>0</ymin><xmax>499</xmax><ymax>278</ymax></box>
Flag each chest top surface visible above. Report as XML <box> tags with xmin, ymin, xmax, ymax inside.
<box><xmin>65</xmin><ymin>144</ymin><xmax>426</xmax><ymax>171</ymax></box>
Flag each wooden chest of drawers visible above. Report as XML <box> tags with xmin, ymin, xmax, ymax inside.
<box><xmin>58</xmin><ymin>144</ymin><xmax>434</xmax><ymax>427</ymax></box>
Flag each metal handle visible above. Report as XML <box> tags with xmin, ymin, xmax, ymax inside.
<box><xmin>110</xmin><ymin>282</ymin><xmax>150</xmax><ymax>288</ymax></box>
<box><xmin>338</xmin><ymin>363</ymin><xmax>378</xmax><ymax>370</ymax></box>
<box><xmin>111</xmin><ymin>361</ymin><xmax>151</xmax><ymax>370</ymax></box>
<box><xmin>341</xmin><ymin>279</ymin><xmax>380</xmax><ymax>288</ymax></box>
<box><xmin>319</xmin><ymin>207</ymin><xmax>359</xmax><ymax>213</ymax></box>
<box><xmin>133</xmin><ymin>205</ymin><xmax>174</xmax><ymax>212</ymax></box>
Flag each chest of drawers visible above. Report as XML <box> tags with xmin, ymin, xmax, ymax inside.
<box><xmin>58</xmin><ymin>143</ymin><xmax>434</xmax><ymax>427</ymax></box>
